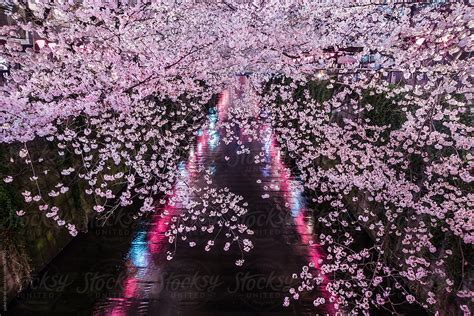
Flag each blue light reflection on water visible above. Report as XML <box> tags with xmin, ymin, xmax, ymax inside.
<box><xmin>127</xmin><ymin>232</ymin><xmax>149</xmax><ymax>268</ymax></box>
<box><xmin>290</xmin><ymin>191</ymin><xmax>302</xmax><ymax>218</ymax></box>
<box><xmin>208</xmin><ymin>163</ymin><xmax>217</xmax><ymax>176</ymax></box>
<box><xmin>87</xmin><ymin>87</ymin><xmax>337</xmax><ymax>316</ymax></box>
<box><xmin>207</xmin><ymin>111</ymin><xmax>219</xmax><ymax>150</ymax></box>
<box><xmin>260</xmin><ymin>125</ymin><xmax>273</xmax><ymax>178</ymax></box>
<box><xmin>177</xmin><ymin>161</ymin><xmax>187</xmax><ymax>176</ymax></box>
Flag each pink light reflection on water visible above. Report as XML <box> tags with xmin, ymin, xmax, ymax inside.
<box><xmin>104</xmin><ymin>202</ymin><xmax>178</xmax><ymax>315</ymax></box>
<box><xmin>101</xmin><ymin>88</ymin><xmax>338</xmax><ymax>315</ymax></box>
<box><xmin>263</xmin><ymin>123</ymin><xmax>336</xmax><ymax>313</ymax></box>
<box><xmin>102</xmin><ymin>91</ymin><xmax>229</xmax><ymax>316</ymax></box>
<box><xmin>218</xmin><ymin>90</ymin><xmax>230</xmax><ymax>122</ymax></box>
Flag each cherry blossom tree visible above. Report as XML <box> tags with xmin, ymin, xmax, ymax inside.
<box><xmin>0</xmin><ymin>0</ymin><xmax>472</xmax><ymax>314</ymax></box>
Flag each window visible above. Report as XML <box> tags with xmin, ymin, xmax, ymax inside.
<box><xmin>0</xmin><ymin>8</ymin><xmax>14</xmax><ymax>27</ymax></box>
<box><xmin>0</xmin><ymin>5</ymin><xmax>30</xmax><ymax>43</ymax></box>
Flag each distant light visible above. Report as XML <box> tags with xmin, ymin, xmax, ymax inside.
<box><xmin>0</xmin><ymin>57</ymin><xmax>7</xmax><ymax>71</ymax></box>
<box><xmin>35</xmin><ymin>40</ymin><xmax>46</xmax><ymax>49</ymax></box>
<box><xmin>440</xmin><ymin>35</ymin><xmax>450</xmax><ymax>43</ymax></box>
<box><xmin>415</xmin><ymin>37</ymin><xmax>425</xmax><ymax>46</ymax></box>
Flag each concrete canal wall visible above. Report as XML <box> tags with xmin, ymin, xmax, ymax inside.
<box><xmin>0</xmin><ymin>139</ymin><xmax>105</xmax><ymax>306</ymax></box>
<box><xmin>0</xmin><ymin>93</ymin><xmax>219</xmax><ymax>309</ymax></box>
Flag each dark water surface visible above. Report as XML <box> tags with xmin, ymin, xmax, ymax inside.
<box><xmin>6</xmin><ymin>89</ymin><xmax>336</xmax><ymax>316</ymax></box>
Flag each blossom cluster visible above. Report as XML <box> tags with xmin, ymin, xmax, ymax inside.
<box><xmin>0</xmin><ymin>1</ymin><xmax>472</xmax><ymax>314</ymax></box>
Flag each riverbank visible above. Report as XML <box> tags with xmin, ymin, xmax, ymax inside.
<box><xmin>263</xmin><ymin>76</ymin><xmax>471</xmax><ymax>315</ymax></box>
<box><xmin>5</xmin><ymin>88</ymin><xmax>333</xmax><ymax>316</ymax></box>
<box><xmin>1</xmin><ymin>93</ymin><xmax>218</xmax><ymax>309</ymax></box>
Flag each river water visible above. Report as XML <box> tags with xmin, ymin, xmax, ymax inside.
<box><xmin>7</xmin><ymin>87</ymin><xmax>336</xmax><ymax>315</ymax></box>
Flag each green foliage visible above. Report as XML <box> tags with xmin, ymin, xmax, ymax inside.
<box><xmin>445</xmin><ymin>236</ymin><xmax>472</xmax><ymax>287</ymax></box>
<box><xmin>306</xmin><ymin>80</ymin><xmax>334</xmax><ymax>104</ymax></box>
<box><xmin>361</xmin><ymin>88</ymin><xmax>405</xmax><ymax>131</ymax></box>
<box><xmin>0</xmin><ymin>184</ymin><xmax>24</xmax><ymax>232</ymax></box>
<box><xmin>0</xmin><ymin>146</ymin><xmax>25</xmax><ymax>236</ymax></box>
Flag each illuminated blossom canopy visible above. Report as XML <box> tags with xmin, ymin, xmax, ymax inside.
<box><xmin>0</xmin><ymin>0</ymin><xmax>472</xmax><ymax>314</ymax></box>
